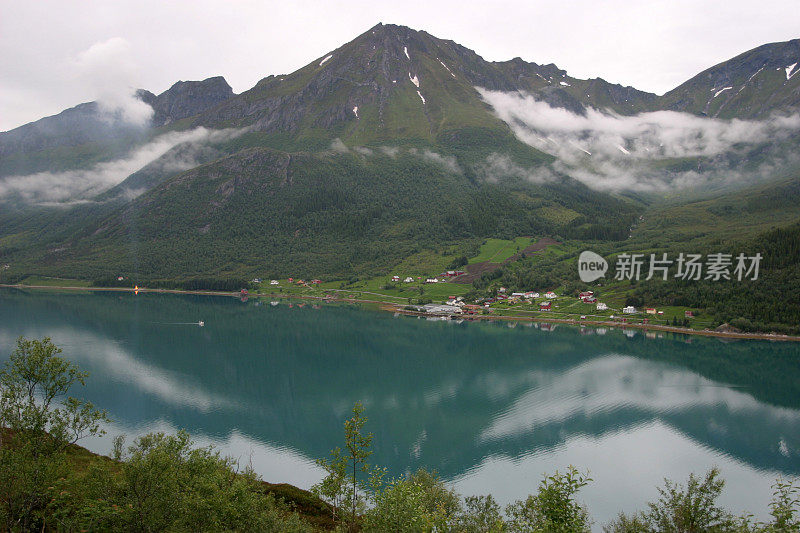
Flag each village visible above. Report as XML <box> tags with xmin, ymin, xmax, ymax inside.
<box><xmin>258</xmin><ymin>267</ymin><xmax>700</xmax><ymax>330</ymax></box>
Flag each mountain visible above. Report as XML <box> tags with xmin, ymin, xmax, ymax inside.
<box><xmin>659</xmin><ymin>38</ymin><xmax>800</xmax><ymax>118</ymax></box>
<box><xmin>190</xmin><ymin>23</ymin><xmax>656</xmax><ymax>144</ymax></box>
<box><xmin>136</xmin><ymin>76</ymin><xmax>234</xmax><ymax>127</ymax></box>
<box><xmin>0</xmin><ymin>76</ymin><xmax>234</xmax><ymax>178</ymax></box>
<box><xmin>1</xmin><ymin>24</ymin><xmax>799</xmax><ymax>285</ymax></box>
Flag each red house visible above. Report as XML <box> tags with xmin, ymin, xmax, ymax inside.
<box><xmin>539</xmin><ymin>301</ymin><xmax>552</xmax><ymax>310</ymax></box>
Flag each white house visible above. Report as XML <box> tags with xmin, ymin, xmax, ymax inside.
<box><xmin>425</xmin><ymin>278</ymin><xmax>439</xmax><ymax>283</ymax></box>
<box><xmin>545</xmin><ymin>291</ymin><xmax>557</xmax><ymax>299</ymax></box>
<box><xmin>596</xmin><ymin>302</ymin><xmax>608</xmax><ymax>311</ymax></box>
<box><xmin>270</xmin><ymin>280</ymin><xmax>279</xmax><ymax>285</ymax></box>
<box><xmin>403</xmin><ymin>277</ymin><xmax>414</xmax><ymax>283</ymax></box>
<box><xmin>623</xmin><ymin>306</ymin><xmax>637</xmax><ymax>314</ymax></box>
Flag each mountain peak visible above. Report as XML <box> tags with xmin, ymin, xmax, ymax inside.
<box><xmin>143</xmin><ymin>76</ymin><xmax>234</xmax><ymax>126</ymax></box>
<box><xmin>661</xmin><ymin>37</ymin><xmax>800</xmax><ymax>118</ymax></box>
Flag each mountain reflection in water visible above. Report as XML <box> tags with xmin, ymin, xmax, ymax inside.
<box><xmin>1</xmin><ymin>289</ymin><xmax>798</xmax><ymax>524</ymax></box>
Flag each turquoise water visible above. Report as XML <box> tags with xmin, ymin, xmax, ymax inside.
<box><xmin>1</xmin><ymin>288</ymin><xmax>799</xmax><ymax>525</ymax></box>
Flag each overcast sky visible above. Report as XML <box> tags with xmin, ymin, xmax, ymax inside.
<box><xmin>1</xmin><ymin>0</ymin><xmax>798</xmax><ymax>131</ymax></box>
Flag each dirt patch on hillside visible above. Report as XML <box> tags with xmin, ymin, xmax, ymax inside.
<box><xmin>452</xmin><ymin>261</ymin><xmax>500</xmax><ymax>284</ymax></box>
<box><xmin>451</xmin><ymin>237</ymin><xmax>560</xmax><ymax>284</ymax></box>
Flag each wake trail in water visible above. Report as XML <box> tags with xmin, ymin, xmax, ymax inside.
<box><xmin>150</xmin><ymin>321</ymin><xmax>205</xmax><ymax>326</ymax></box>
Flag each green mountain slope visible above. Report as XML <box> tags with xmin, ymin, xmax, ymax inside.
<box><xmin>3</xmin><ymin>146</ymin><xmax>637</xmax><ymax>280</ymax></box>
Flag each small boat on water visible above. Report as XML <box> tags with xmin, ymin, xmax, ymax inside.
<box><xmin>198</xmin><ymin>321</ymin><xmax>205</xmax><ymax>327</ymax></box>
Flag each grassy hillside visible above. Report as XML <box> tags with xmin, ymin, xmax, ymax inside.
<box><xmin>0</xmin><ymin>146</ymin><xmax>638</xmax><ymax>283</ymax></box>
<box><xmin>464</xmin><ymin>175</ymin><xmax>800</xmax><ymax>333</ymax></box>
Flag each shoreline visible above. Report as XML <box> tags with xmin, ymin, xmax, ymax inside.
<box><xmin>385</xmin><ymin>305</ymin><xmax>800</xmax><ymax>342</ymax></box>
<box><xmin>4</xmin><ymin>283</ymin><xmax>800</xmax><ymax>342</ymax></box>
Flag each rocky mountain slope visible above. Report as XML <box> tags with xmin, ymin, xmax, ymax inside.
<box><xmin>136</xmin><ymin>76</ymin><xmax>234</xmax><ymax>127</ymax></box>
<box><xmin>660</xmin><ymin>38</ymin><xmax>800</xmax><ymax>118</ymax></box>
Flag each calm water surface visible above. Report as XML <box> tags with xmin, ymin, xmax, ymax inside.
<box><xmin>1</xmin><ymin>288</ymin><xmax>799</xmax><ymax>526</ymax></box>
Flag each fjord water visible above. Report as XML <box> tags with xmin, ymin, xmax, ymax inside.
<box><xmin>1</xmin><ymin>289</ymin><xmax>799</xmax><ymax>524</ymax></box>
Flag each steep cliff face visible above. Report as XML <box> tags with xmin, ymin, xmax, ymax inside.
<box><xmin>137</xmin><ymin>76</ymin><xmax>234</xmax><ymax>126</ymax></box>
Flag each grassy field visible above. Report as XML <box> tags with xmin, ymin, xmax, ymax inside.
<box><xmin>17</xmin><ymin>276</ymin><xmax>92</xmax><ymax>287</ymax></box>
<box><xmin>488</xmin><ymin>293</ymin><xmax>713</xmax><ymax>330</ymax></box>
<box><xmin>468</xmin><ymin>237</ymin><xmax>533</xmax><ymax>264</ymax></box>
<box><xmin>388</xmin><ymin>240</ymin><xmax>480</xmax><ymax>277</ymax></box>
<box><xmin>259</xmin><ymin>275</ymin><xmax>471</xmax><ymax>303</ymax></box>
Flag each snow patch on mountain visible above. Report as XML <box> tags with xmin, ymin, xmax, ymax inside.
<box><xmin>319</xmin><ymin>55</ymin><xmax>332</xmax><ymax>66</ymax></box>
<box><xmin>714</xmin><ymin>87</ymin><xmax>732</xmax><ymax>98</ymax></box>
<box><xmin>438</xmin><ymin>59</ymin><xmax>456</xmax><ymax>78</ymax></box>
<box><xmin>416</xmin><ymin>90</ymin><xmax>426</xmax><ymax>104</ymax></box>
<box><xmin>404</xmin><ymin>46</ymin><xmax>410</xmax><ymax>60</ymax></box>
<box><xmin>352</xmin><ymin>106</ymin><xmax>358</xmax><ymax>118</ymax></box>
<box><xmin>787</xmin><ymin>63</ymin><xmax>798</xmax><ymax>80</ymax></box>
<box><xmin>560</xmin><ymin>81</ymin><xmax>571</xmax><ymax>87</ymax></box>
<box><xmin>570</xmin><ymin>140</ymin><xmax>592</xmax><ymax>156</ymax></box>
<box><xmin>409</xmin><ymin>73</ymin><xmax>420</xmax><ymax>87</ymax></box>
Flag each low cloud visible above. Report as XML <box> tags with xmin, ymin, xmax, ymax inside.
<box><xmin>0</xmin><ymin>127</ymin><xmax>245</xmax><ymax>204</ymax></box>
<box><xmin>330</xmin><ymin>138</ymin><xmax>349</xmax><ymax>153</ymax></box>
<box><xmin>478</xmin><ymin>153</ymin><xmax>557</xmax><ymax>184</ymax></box>
<box><xmin>72</xmin><ymin>37</ymin><xmax>153</xmax><ymax>126</ymax></box>
<box><xmin>379</xmin><ymin>146</ymin><xmax>400</xmax><ymax>158</ymax></box>
<box><xmin>329</xmin><ymin>140</ymin><xmax>461</xmax><ymax>173</ymax></box>
<box><xmin>408</xmin><ymin>148</ymin><xmax>462</xmax><ymax>174</ymax></box>
<box><xmin>478</xmin><ymin>88</ymin><xmax>800</xmax><ymax>192</ymax></box>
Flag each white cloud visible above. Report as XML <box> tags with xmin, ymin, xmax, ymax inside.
<box><xmin>0</xmin><ymin>127</ymin><xmax>245</xmax><ymax>203</ymax></box>
<box><xmin>328</xmin><ymin>141</ymin><xmax>461</xmax><ymax>173</ymax></box>
<box><xmin>477</xmin><ymin>152</ymin><xmax>557</xmax><ymax>184</ymax></box>
<box><xmin>409</xmin><ymin>148</ymin><xmax>462</xmax><ymax>174</ymax></box>
<box><xmin>379</xmin><ymin>146</ymin><xmax>400</xmax><ymax>158</ymax></box>
<box><xmin>72</xmin><ymin>37</ymin><xmax>153</xmax><ymax>126</ymax></box>
<box><xmin>329</xmin><ymin>138</ymin><xmax>349</xmax><ymax>153</ymax></box>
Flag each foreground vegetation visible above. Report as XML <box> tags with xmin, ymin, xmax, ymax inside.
<box><xmin>2</xmin><ymin>337</ymin><xmax>799</xmax><ymax>531</ymax></box>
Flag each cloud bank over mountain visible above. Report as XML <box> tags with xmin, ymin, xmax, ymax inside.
<box><xmin>479</xmin><ymin>89</ymin><xmax>800</xmax><ymax>191</ymax></box>
<box><xmin>0</xmin><ymin>127</ymin><xmax>244</xmax><ymax>204</ymax></box>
